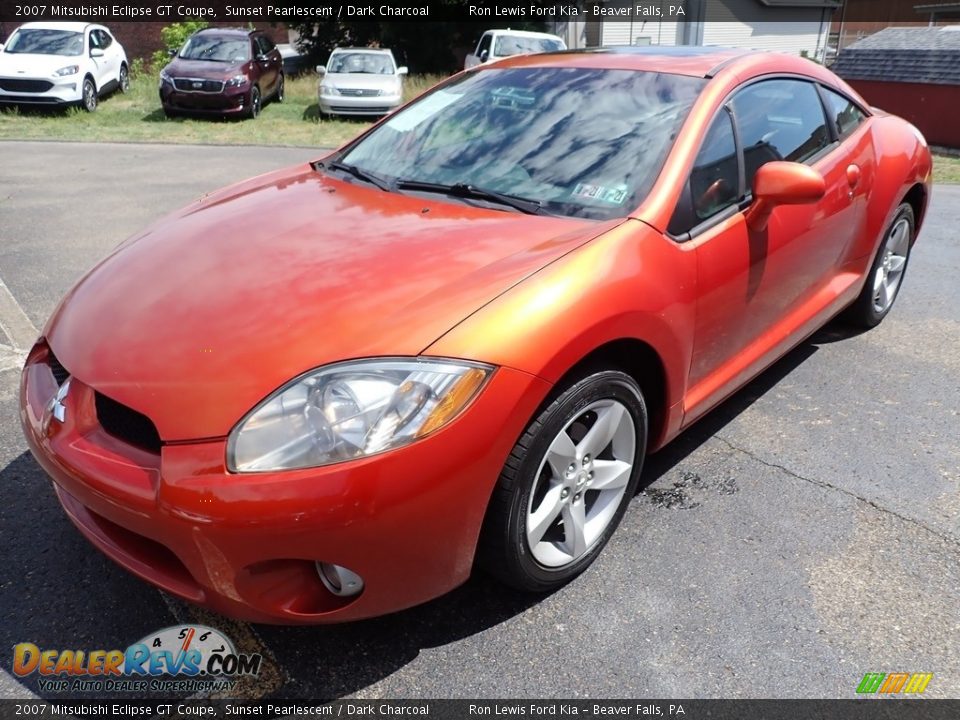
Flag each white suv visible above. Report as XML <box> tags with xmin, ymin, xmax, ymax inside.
<box><xmin>0</xmin><ymin>22</ymin><xmax>128</xmax><ymax>111</ymax></box>
<box><xmin>464</xmin><ymin>30</ymin><xmax>566</xmax><ymax>69</ymax></box>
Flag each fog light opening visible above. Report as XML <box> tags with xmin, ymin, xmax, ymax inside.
<box><xmin>316</xmin><ymin>562</ymin><xmax>364</xmax><ymax>597</ymax></box>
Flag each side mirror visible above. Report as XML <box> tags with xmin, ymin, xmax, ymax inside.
<box><xmin>90</xmin><ymin>48</ymin><xmax>105</xmax><ymax>58</ymax></box>
<box><xmin>745</xmin><ymin>161</ymin><xmax>825</xmax><ymax>232</ymax></box>
<box><xmin>397</xmin><ymin>66</ymin><xmax>408</xmax><ymax>75</ymax></box>
<box><xmin>479</xmin><ymin>49</ymin><xmax>489</xmax><ymax>62</ymax></box>
<box><xmin>316</xmin><ymin>65</ymin><xmax>326</xmax><ymax>75</ymax></box>
<box><xmin>167</xmin><ymin>48</ymin><xmax>177</xmax><ymax>58</ymax></box>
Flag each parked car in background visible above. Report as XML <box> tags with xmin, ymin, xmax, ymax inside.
<box><xmin>317</xmin><ymin>47</ymin><xmax>407</xmax><ymax>118</ymax></box>
<box><xmin>464</xmin><ymin>29</ymin><xmax>566</xmax><ymax>69</ymax></box>
<box><xmin>277</xmin><ymin>43</ymin><xmax>309</xmax><ymax>77</ymax></box>
<box><xmin>0</xmin><ymin>22</ymin><xmax>128</xmax><ymax>111</ymax></box>
<box><xmin>159</xmin><ymin>27</ymin><xmax>283</xmax><ymax>119</ymax></box>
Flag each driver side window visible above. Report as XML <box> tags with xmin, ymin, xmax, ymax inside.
<box><xmin>668</xmin><ymin>109</ymin><xmax>740</xmax><ymax>237</ymax></box>
<box><xmin>477</xmin><ymin>33</ymin><xmax>492</xmax><ymax>59</ymax></box>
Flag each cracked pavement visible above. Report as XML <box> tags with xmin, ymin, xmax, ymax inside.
<box><xmin>0</xmin><ymin>141</ymin><xmax>957</xmax><ymax>699</ymax></box>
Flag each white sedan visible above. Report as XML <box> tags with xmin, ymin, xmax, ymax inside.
<box><xmin>0</xmin><ymin>22</ymin><xmax>128</xmax><ymax>111</ymax></box>
<box><xmin>317</xmin><ymin>48</ymin><xmax>407</xmax><ymax>118</ymax></box>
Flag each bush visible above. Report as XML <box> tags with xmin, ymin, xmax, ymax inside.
<box><xmin>151</xmin><ymin>20</ymin><xmax>209</xmax><ymax>71</ymax></box>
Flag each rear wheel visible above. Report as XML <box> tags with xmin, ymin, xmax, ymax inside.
<box><xmin>478</xmin><ymin>371</ymin><xmax>647</xmax><ymax>592</ymax></box>
<box><xmin>844</xmin><ymin>203</ymin><xmax>914</xmax><ymax>328</ymax></box>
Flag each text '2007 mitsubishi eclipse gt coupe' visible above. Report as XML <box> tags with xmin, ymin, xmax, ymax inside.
<box><xmin>21</xmin><ymin>48</ymin><xmax>931</xmax><ymax>623</ymax></box>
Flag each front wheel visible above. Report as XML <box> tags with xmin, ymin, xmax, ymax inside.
<box><xmin>844</xmin><ymin>203</ymin><xmax>914</xmax><ymax>328</ymax></box>
<box><xmin>478</xmin><ymin>371</ymin><xmax>647</xmax><ymax>592</ymax></box>
<box><xmin>275</xmin><ymin>74</ymin><xmax>284</xmax><ymax>103</ymax></box>
<box><xmin>81</xmin><ymin>78</ymin><xmax>97</xmax><ymax>112</ymax></box>
<box><xmin>247</xmin><ymin>85</ymin><xmax>261</xmax><ymax>119</ymax></box>
<box><xmin>118</xmin><ymin>64</ymin><xmax>130</xmax><ymax>94</ymax></box>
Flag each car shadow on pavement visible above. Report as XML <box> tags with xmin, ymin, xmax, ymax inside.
<box><xmin>0</xmin><ymin>321</ymin><xmax>848</xmax><ymax>700</ymax></box>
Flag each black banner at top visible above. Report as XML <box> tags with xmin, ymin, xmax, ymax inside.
<box><xmin>0</xmin><ymin>0</ymin><xmax>957</xmax><ymax>25</ymax></box>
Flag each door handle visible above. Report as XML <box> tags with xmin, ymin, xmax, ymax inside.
<box><xmin>846</xmin><ymin>164</ymin><xmax>861</xmax><ymax>188</ymax></box>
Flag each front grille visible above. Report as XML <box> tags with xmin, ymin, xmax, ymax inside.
<box><xmin>0</xmin><ymin>78</ymin><xmax>53</xmax><ymax>93</ymax></box>
<box><xmin>339</xmin><ymin>88</ymin><xmax>381</xmax><ymax>97</ymax></box>
<box><xmin>330</xmin><ymin>105</ymin><xmax>392</xmax><ymax>113</ymax></box>
<box><xmin>95</xmin><ymin>392</ymin><xmax>162</xmax><ymax>454</ymax></box>
<box><xmin>48</xmin><ymin>353</ymin><xmax>69</xmax><ymax>386</ymax></box>
<box><xmin>173</xmin><ymin>78</ymin><xmax>224</xmax><ymax>93</ymax></box>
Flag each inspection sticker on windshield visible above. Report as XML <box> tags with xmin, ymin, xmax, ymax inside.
<box><xmin>572</xmin><ymin>183</ymin><xmax>628</xmax><ymax>205</ymax></box>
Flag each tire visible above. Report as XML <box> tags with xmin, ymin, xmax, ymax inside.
<box><xmin>844</xmin><ymin>203</ymin><xmax>914</xmax><ymax>328</ymax></box>
<box><xmin>163</xmin><ymin>107</ymin><xmax>178</xmax><ymax>119</ymax></box>
<box><xmin>81</xmin><ymin>78</ymin><xmax>97</xmax><ymax>112</ymax></box>
<box><xmin>247</xmin><ymin>85</ymin><xmax>261</xmax><ymax>119</ymax></box>
<box><xmin>275</xmin><ymin>74</ymin><xmax>284</xmax><ymax>103</ymax></box>
<box><xmin>118</xmin><ymin>64</ymin><xmax>130</xmax><ymax>94</ymax></box>
<box><xmin>478</xmin><ymin>370</ymin><xmax>647</xmax><ymax>592</ymax></box>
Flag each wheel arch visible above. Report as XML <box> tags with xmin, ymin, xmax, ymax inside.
<box><xmin>548</xmin><ymin>338</ymin><xmax>670</xmax><ymax>452</ymax></box>
<box><xmin>902</xmin><ymin>182</ymin><xmax>928</xmax><ymax>239</ymax></box>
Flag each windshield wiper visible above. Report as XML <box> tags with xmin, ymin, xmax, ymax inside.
<box><xmin>395</xmin><ymin>180</ymin><xmax>542</xmax><ymax>215</ymax></box>
<box><xmin>318</xmin><ymin>160</ymin><xmax>394</xmax><ymax>193</ymax></box>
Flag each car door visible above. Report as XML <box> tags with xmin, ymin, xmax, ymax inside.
<box><xmin>678</xmin><ymin>78</ymin><xmax>863</xmax><ymax>424</ymax></box>
<box><xmin>101</xmin><ymin>29</ymin><xmax>123</xmax><ymax>85</ymax></box>
<box><xmin>466</xmin><ymin>32</ymin><xmax>492</xmax><ymax>69</ymax></box>
<box><xmin>86</xmin><ymin>29</ymin><xmax>108</xmax><ymax>91</ymax></box>
<box><xmin>254</xmin><ymin>35</ymin><xmax>279</xmax><ymax>94</ymax></box>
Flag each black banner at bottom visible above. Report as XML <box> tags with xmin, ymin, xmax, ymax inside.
<box><xmin>1</xmin><ymin>699</ymin><xmax>958</xmax><ymax>720</ymax></box>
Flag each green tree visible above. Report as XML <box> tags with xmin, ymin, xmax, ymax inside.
<box><xmin>152</xmin><ymin>20</ymin><xmax>209</xmax><ymax>70</ymax></box>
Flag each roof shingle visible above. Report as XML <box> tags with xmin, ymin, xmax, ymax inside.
<box><xmin>833</xmin><ymin>27</ymin><xmax>960</xmax><ymax>85</ymax></box>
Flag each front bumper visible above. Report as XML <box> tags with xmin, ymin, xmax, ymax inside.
<box><xmin>20</xmin><ymin>344</ymin><xmax>550</xmax><ymax>623</ymax></box>
<box><xmin>0</xmin><ymin>76</ymin><xmax>83</xmax><ymax>106</ymax></box>
<box><xmin>159</xmin><ymin>82</ymin><xmax>250</xmax><ymax>114</ymax></box>
<box><xmin>318</xmin><ymin>92</ymin><xmax>402</xmax><ymax>117</ymax></box>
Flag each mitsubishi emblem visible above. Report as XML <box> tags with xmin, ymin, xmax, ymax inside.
<box><xmin>48</xmin><ymin>378</ymin><xmax>71</xmax><ymax>424</ymax></box>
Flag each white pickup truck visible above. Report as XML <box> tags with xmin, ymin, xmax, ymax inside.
<box><xmin>464</xmin><ymin>29</ymin><xmax>567</xmax><ymax>70</ymax></box>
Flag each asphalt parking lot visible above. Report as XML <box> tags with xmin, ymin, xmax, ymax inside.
<box><xmin>1</xmin><ymin>141</ymin><xmax>958</xmax><ymax>700</ymax></box>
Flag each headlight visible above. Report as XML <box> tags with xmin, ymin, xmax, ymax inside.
<box><xmin>320</xmin><ymin>84</ymin><xmax>339</xmax><ymax>96</ymax></box>
<box><xmin>228</xmin><ymin>358</ymin><xmax>493</xmax><ymax>472</ymax></box>
<box><xmin>225</xmin><ymin>74</ymin><xmax>248</xmax><ymax>88</ymax></box>
<box><xmin>54</xmin><ymin>65</ymin><xmax>79</xmax><ymax>77</ymax></box>
<box><xmin>159</xmin><ymin>69</ymin><xmax>172</xmax><ymax>87</ymax></box>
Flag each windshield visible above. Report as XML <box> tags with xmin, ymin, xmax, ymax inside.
<box><xmin>328</xmin><ymin>52</ymin><xmax>395</xmax><ymax>75</ymax></box>
<box><xmin>340</xmin><ymin>67</ymin><xmax>705</xmax><ymax>220</ymax></box>
<box><xmin>495</xmin><ymin>35</ymin><xmax>564</xmax><ymax>57</ymax></box>
<box><xmin>4</xmin><ymin>29</ymin><xmax>83</xmax><ymax>56</ymax></box>
<box><xmin>179</xmin><ymin>36</ymin><xmax>250</xmax><ymax>63</ymax></box>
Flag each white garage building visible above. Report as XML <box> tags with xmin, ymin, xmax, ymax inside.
<box><xmin>553</xmin><ymin>0</ymin><xmax>840</xmax><ymax>63</ymax></box>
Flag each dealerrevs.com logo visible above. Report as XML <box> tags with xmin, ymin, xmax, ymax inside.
<box><xmin>13</xmin><ymin>625</ymin><xmax>262</xmax><ymax>693</ymax></box>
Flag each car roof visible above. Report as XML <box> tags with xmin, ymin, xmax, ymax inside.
<box><xmin>492</xmin><ymin>46</ymin><xmax>767</xmax><ymax>78</ymax></box>
<box><xmin>331</xmin><ymin>47</ymin><xmax>393</xmax><ymax>54</ymax></box>
<box><xmin>14</xmin><ymin>21</ymin><xmax>94</xmax><ymax>32</ymax></box>
<box><xmin>196</xmin><ymin>27</ymin><xmax>255</xmax><ymax>37</ymax></box>
<box><xmin>485</xmin><ymin>29</ymin><xmax>564</xmax><ymax>40</ymax></box>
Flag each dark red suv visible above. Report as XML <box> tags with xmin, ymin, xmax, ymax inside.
<box><xmin>159</xmin><ymin>28</ymin><xmax>283</xmax><ymax>119</ymax></box>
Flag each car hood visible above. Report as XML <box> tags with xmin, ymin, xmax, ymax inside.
<box><xmin>163</xmin><ymin>58</ymin><xmax>245</xmax><ymax>80</ymax></box>
<box><xmin>324</xmin><ymin>72</ymin><xmax>400</xmax><ymax>90</ymax></box>
<box><xmin>46</xmin><ymin>163</ymin><xmax>616</xmax><ymax>441</ymax></box>
<box><xmin>0</xmin><ymin>52</ymin><xmax>81</xmax><ymax>76</ymax></box>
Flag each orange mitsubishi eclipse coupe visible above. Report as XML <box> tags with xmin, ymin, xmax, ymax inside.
<box><xmin>21</xmin><ymin>48</ymin><xmax>931</xmax><ymax>623</ymax></box>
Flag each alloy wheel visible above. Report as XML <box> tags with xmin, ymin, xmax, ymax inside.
<box><xmin>873</xmin><ymin>216</ymin><xmax>910</xmax><ymax>313</ymax></box>
<box><xmin>525</xmin><ymin>399</ymin><xmax>636</xmax><ymax>567</ymax></box>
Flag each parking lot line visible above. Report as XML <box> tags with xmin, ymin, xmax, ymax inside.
<box><xmin>0</xmin><ymin>274</ymin><xmax>38</xmax><ymax>351</ymax></box>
